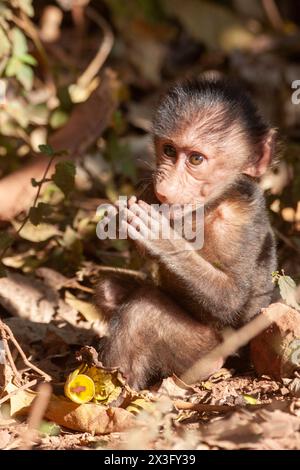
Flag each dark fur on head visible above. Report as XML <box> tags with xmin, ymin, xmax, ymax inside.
<box><xmin>153</xmin><ymin>76</ymin><xmax>277</xmax><ymax>166</ymax></box>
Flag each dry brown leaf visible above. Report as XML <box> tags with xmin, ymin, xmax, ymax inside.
<box><xmin>157</xmin><ymin>375</ymin><xmax>195</xmax><ymax>400</ymax></box>
<box><xmin>10</xmin><ymin>388</ymin><xmax>36</xmax><ymax>416</ymax></box>
<box><xmin>36</xmin><ymin>267</ymin><xmax>69</xmax><ymax>290</ymax></box>
<box><xmin>258</xmin><ymin>409</ymin><xmax>300</xmax><ymax>439</ymax></box>
<box><xmin>251</xmin><ymin>305</ymin><xmax>300</xmax><ymax>379</ymax></box>
<box><xmin>44</xmin><ymin>396</ymin><xmax>135</xmax><ymax>434</ymax></box>
<box><xmin>198</xmin><ymin>405</ymin><xmax>300</xmax><ymax>450</ymax></box>
<box><xmin>0</xmin><ymin>272</ymin><xmax>59</xmax><ymax>323</ymax></box>
<box><xmin>65</xmin><ymin>291</ymin><xmax>101</xmax><ymax>322</ymax></box>
<box><xmin>9</xmin><ymin>388</ymin><xmax>135</xmax><ymax>435</ymax></box>
<box><xmin>288</xmin><ymin>377</ymin><xmax>300</xmax><ymax>397</ymax></box>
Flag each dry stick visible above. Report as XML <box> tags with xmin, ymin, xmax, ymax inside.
<box><xmin>175</xmin><ymin>400</ymin><xmax>235</xmax><ymax>413</ymax></box>
<box><xmin>77</xmin><ymin>7</ymin><xmax>114</xmax><ymax>89</ymax></box>
<box><xmin>181</xmin><ymin>303</ymin><xmax>290</xmax><ymax>385</ymax></box>
<box><xmin>0</xmin><ymin>320</ymin><xmax>51</xmax><ymax>382</ymax></box>
<box><xmin>0</xmin><ymin>379</ymin><xmax>38</xmax><ymax>406</ymax></box>
<box><xmin>96</xmin><ymin>266</ymin><xmax>147</xmax><ymax>280</ymax></box>
<box><xmin>20</xmin><ymin>383</ymin><xmax>52</xmax><ymax>450</ymax></box>
<box><xmin>1</xmin><ymin>336</ymin><xmax>21</xmax><ymax>382</ymax></box>
<box><xmin>262</xmin><ymin>0</ymin><xmax>284</xmax><ymax>31</ymax></box>
<box><xmin>63</xmin><ymin>280</ymin><xmax>94</xmax><ymax>294</ymax></box>
<box><xmin>273</xmin><ymin>228</ymin><xmax>300</xmax><ymax>255</ymax></box>
<box><xmin>174</xmin><ymin>400</ymin><xmax>267</xmax><ymax>413</ymax></box>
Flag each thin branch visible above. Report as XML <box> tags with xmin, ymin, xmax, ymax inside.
<box><xmin>63</xmin><ymin>280</ymin><xmax>94</xmax><ymax>293</ymax></box>
<box><xmin>0</xmin><ymin>320</ymin><xmax>51</xmax><ymax>382</ymax></box>
<box><xmin>1</xmin><ymin>336</ymin><xmax>21</xmax><ymax>382</ymax></box>
<box><xmin>174</xmin><ymin>399</ymin><xmax>267</xmax><ymax>413</ymax></box>
<box><xmin>181</xmin><ymin>303</ymin><xmax>290</xmax><ymax>384</ymax></box>
<box><xmin>0</xmin><ymin>379</ymin><xmax>38</xmax><ymax>405</ymax></box>
<box><xmin>262</xmin><ymin>0</ymin><xmax>284</xmax><ymax>31</ymax></box>
<box><xmin>95</xmin><ymin>266</ymin><xmax>147</xmax><ymax>280</ymax></box>
<box><xmin>76</xmin><ymin>7</ymin><xmax>114</xmax><ymax>88</ymax></box>
<box><xmin>274</xmin><ymin>228</ymin><xmax>300</xmax><ymax>254</ymax></box>
<box><xmin>32</xmin><ymin>155</ymin><xmax>57</xmax><ymax>209</ymax></box>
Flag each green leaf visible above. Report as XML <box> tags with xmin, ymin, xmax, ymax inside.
<box><xmin>29</xmin><ymin>203</ymin><xmax>52</xmax><ymax>226</ymax></box>
<box><xmin>16</xmin><ymin>62</ymin><xmax>33</xmax><ymax>91</ymax></box>
<box><xmin>106</xmin><ymin>133</ymin><xmax>136</xmax><ymax>182</ymax></box>
<box><xmin>278</xmin><ymin>275</ymin><xmax>300</xmax><ymax>311</ymax></box>
<box><xmin>11</xmin><ymin>27</ymin><xmax>28</xmax><ymax>56</ymax></box>
<box><xmin>50</xmin><ymin>109</ymin><xmax>68</xmax><ymax>129</ymax></box>
<box><xmin>38</xmin><ymin>420</ymin><xmax>61</xmax><ymax>437</ymax></box>
<box><xmin>137</xmin><ymin>0</ymin><xmax>165</xmax><ymax>22</ymax></box>
<box><xmin>52</xmin><ymin>161</ymin><xmax>76</xmax><ymax>196</ymax></box>
<box><xmin>0</xmin><ymin>232</ymin><xmax>13</xmax><ymax>251</ymax></box>
<box><xmin>19</xmin><ymin>53</ymin><xmax>37</xmax><ymax>66</ymax></box>
<box><xmin>38</xmin><ymin>144</ymin><xmax>54</xmax><ymax>156</ymax></box>
<box><xmin>5</xmin><ymin>56</ymin><xmax>20</xmax><ymax>77</ymax></box>
<box><xmin>243</xmin><ymin>394</ymin><xmax>258</xmax><ymax>405</ymax></box>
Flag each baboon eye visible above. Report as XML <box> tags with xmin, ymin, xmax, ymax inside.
<box><xmin>189</xmin><ymin>153</ymin><xmax>204</xmax><ymax>166</ymax></box>
<box><xmin>163</xmin><ymin>144</ymin><xmax>177</xmax><ymax>158</ymax></box>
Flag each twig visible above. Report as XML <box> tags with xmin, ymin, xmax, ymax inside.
<box><xmin>0</xmin><ymin>379</ymin><xmax>38</xmax><ymax>405</ymax></box>
<box><xmin>174</xmin><ymin>399</ymin><xmax>266</xmax><ymax>413</ymax></box>
<box><xmin>8</xmin><ymin>334</ymin><xmax>51</xmax><ymax>381</ymax></box>
<box><xmin>181</xmin><ymin>303</ymin><xmax>290</xmax><ymax>384</ymax></box>
<box><xmin>1</xmin><ymin>336</ymin><xmax>21</xmax><ymax>382</ymax></box>
<box><xmin>274</xmin><ymin>228</ymin><xmax>300</xmax><ymax>254</ymax></box>
<box><xmin>0</xmin><ymin>320</ymin><xmax>51</xmax><ymax>382</ymax></box>
<box><xmin>76</xmin><ymin>7</ymin><xmax>114</xmax><ymax>88</ymax></box>
<box><xmin>96</xmin><ymin>266</ymin><xmax>147</xmax><ymax>280</ymax></box>
<box><xmin>20</xmin><ymin>383</ymin><xmax>52</xmax><ymax>450</ymax></box>
<box><xmin>262</xmin><ymin>0</ymin><xmax>284</xmax><ymax>31</ymax></box>
<box><xmin>15</xmin><ymin>154</ymin><xmax>56</xmax><ymax>236</ymax></box>
<box><xmin>63</xmin><ymin>280</ymin><xmax>94</xmax><ymax>293</ymax></box>
<box><xmin>32</xmin><ymin>156</ymin><xmax>57</xmax><ymax>210</ymax></box>
<box><xmin>71</xmin><ymin>0</ymin><xmax>91</xmax><ymax>60</ymax></box>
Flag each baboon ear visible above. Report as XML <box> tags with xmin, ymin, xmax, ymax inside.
<box><xmin>243</xmin><ymin>129</ymin><xmax>276</xmax><ymax>177</ymax></box>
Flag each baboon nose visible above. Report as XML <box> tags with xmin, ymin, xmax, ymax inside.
<box><xmin>155</xmin><ymin>191</ymin><xmax>168</xmax><ymax>204</ymax></box>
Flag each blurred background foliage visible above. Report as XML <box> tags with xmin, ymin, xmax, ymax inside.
<box><xmin>0</xmin><ymin>0</ymin><xmax>299</xmax><ymax>286</ymax></box>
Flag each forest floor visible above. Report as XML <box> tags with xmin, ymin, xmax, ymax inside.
<box><xmin>0</xmin><ymin>266</ymin><xmax>300</xmax><ymax>450</ymax></box>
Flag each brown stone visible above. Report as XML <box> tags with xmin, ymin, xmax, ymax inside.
<box><xmin>250</xmin><ymin>305</ymin><xmax>300</xmax><ymax>379</ymax></box>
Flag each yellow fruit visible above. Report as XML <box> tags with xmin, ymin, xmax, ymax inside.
<box><xmin>86</xmin><ymin>366</ymin><xmax>122</xmax><ymax>403</ymax></box>
<box><xmin>64</xmin><ymin>368</ymin><xmax>95</xmax><ymax>404</ymax></box>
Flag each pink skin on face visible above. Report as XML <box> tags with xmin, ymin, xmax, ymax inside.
<box><xmin>153</xmin><ymin>133</ymin><xmax>246</xmax><ymax>206</ymax></box>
